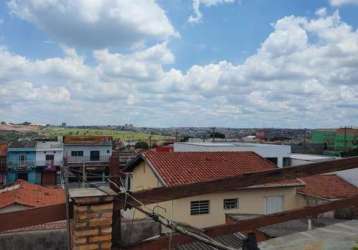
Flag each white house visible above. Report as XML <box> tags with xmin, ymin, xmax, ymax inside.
<box><xmin>35</xmin><ymin>139</ymin><xmax>64</xmax><ymax>185</ymax></box>
<box><xmin>290</xmin><ymin>153</ymin><xmax>358</xmax><ymax>188</ymax></box>
<box><xmin>35</xmin><ymin>139</ymin><xmax>63</xmax><ymax>167</ymax></box>
<box><xmin>174</xmin><ymin>142</ymin><xmax>291</xmax><ymax>167</ymax></box>
<box><xmin>63</xmin><ymin>136</ymin><xmax>112</xmax><ymax>164</ymax></box>
<box><xmin>290</xmin><ymin>154</ymin><xmax>337</xmax><ymax>166</ymax></box>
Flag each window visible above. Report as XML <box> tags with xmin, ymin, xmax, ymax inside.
<box><xmin>283</xmin><ymin>157</ymin><xmax>291</xmax><ymax>167</ymax></box>
<box><xmin>224</xmin><ymin>198</ymin><xmax>239</xmax><ymax>209</ymax></box>
<box><xmin>190</xmin><ymin>200</ymin><xmax>209</xmax><ymax>215</ymax></box>
<box><xmin>46</xmin><ymin>154</ymin><xmax>54</xmax><ymax>161</ymax></box>
<box><xmin>265</xmin><ymin>196</ymin><xmax>284</xmax><ymax>214</ymax></box>
<box><xmin>266</xmin><ymin>157</ymin><xmax>278</xmax><ymax>165</ymax></box>
<box><xmin>90</xmin><ymin>151</ymin><xmax>100</xmax><ymax>161</ymax></box>
<box><xmin>71</xmin><ymin>151</ymin><xmax>83</xmax><ymax>157</ymax></box>
<box><xmin>19</xmin><ymin>154</ymin><xmax>26</xmax><ymax>162</ymax></box>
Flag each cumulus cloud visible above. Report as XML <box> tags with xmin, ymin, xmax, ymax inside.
<box><xmin>7</xmin><ymin>0</ymin><xmax>177</xmax><ymax>48</ymax></box>
<box><xmin>329</xmin><ymin>0</ymin><xmax>358</xmax><ymax>6</ymax></box>
<box><xmin>1</xmin><ymin>11</ymin><xmax>358</xmax><ymax>127</ymax></box>
<box><xmin>188</xmin><ymin>0</ymin><xmax>236</xmax><ymax>23</ymax></box>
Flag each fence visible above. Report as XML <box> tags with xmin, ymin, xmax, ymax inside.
<box><xmin>0</xmin><ymin>156</ymin><xmax>358</xmax><ymax>249</ymax></box>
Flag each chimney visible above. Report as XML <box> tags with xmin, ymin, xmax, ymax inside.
<box><xmin>69</xmin><ymin>187</ymin><xmax>116</xmax><ymax>250</ymax></box>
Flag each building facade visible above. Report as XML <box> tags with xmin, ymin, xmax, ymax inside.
<box><xmin>63</xmin><ymin>136</ymin><xmax>113</xmax><ymax>183</ymax></box>
<box><xmin>126</xmin><ymin>151</ymin><xmax>303</xmax><ymax>229</ymax></box>
<box><xmin>0</xmin><ymin>144</ymin><xmax>7</xmax><ymax>187</ymax></box>
<box><xmin>35</xmin><ymin>139</ymin><xmax>64</xmax><ymax>185</ymax></box>
<box><xmin>6</xmin><ymin>141</ymin><xmax>38</xmax><ymax>184</ymax></box>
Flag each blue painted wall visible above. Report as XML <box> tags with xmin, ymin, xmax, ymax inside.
<box><xmin>6</xmin><ymin>148</ymin><xmax>39</xmax><ymax>184</ymax></box>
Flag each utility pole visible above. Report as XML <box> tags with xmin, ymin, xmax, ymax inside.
<box><xmin>82</xmin><ymin>163</ymin><xmax>86</xmax><ymax>188</ymax></box>
<box><xmin>212</xmin><ymin>127</ymin><xmax>216</xmax><ymax>142</ymax></box>
<box><xmin>344</xmin><ymin>126</ymin><xmax>347</xmax><ymax>152</ymax></box>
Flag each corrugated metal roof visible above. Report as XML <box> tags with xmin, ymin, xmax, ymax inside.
<box><xmin>176</xmin><ymin>233</ymin><xmax>244</xmax><ymax>250</ymax></box>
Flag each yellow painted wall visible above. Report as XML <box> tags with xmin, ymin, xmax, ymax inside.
<box><xmin>129</xmin><ymin>161</ymin><xmax>302</xmax><ymax>229</ymax></box>
<box><xmin>131</xmin><ymin>161</ymin><xmax>163</xmax><ymax>191</ymax></box>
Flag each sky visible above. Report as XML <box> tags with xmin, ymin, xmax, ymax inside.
<box><xmin>0</xmin><ymin>0</ymin><xmax>358</xmax><ymax>128</ymax></box>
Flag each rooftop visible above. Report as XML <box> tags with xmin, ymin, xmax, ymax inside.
<box><xmin>130</xmin><ymin>151</ymin><xmax>301</xmax><ymax>187</ymax></box>
<box><xmin>0</xmin><ymin>180</ymin><xmax>65</xmax><ymax>209</ymax></box>
<box><xmin>63</xmin><ymin>135</ymin><xmax>112</xmax><ymax>145</ymax></box>
<box><xmin>176</xmin><ymin>142</ymin><xmax>290</xmax><ymax>149</ymax></box>
<box><xmin>0</xmin><ymin>144</ymin><xmax>7</xmax><ymax>157</ymax></box>
<box><xmin>8</xmin><ymin>141</ymin><xmax>36</xmax><ymax>149</ymax></box>
<box><xmin>290</xmin><ymin>153</ymin><xmax>338</xmax><ymax>161</ymax></box>
<box><xmin>298</xmin><ymin>174</ymin><xmax>358</xmax><ymax>199</ymax></box>
<box><xmin>259</xmin><ymin>220</ymin><xmax>358</xmax><ymax>250</ymax></box>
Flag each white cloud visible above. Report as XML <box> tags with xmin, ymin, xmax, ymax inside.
<box><xmin>188</xmin><ymin>0</ymin><xmax>236</xmax><ymax>23</ymax></box>
<box><xmin>8</xmin><ymin>0</ymin><xmax>177</xmax><ymax>48</ymax></box>
<box><xmin>1</xmin><ymin>12</ymin><xmax>358</xmax><ymax>127</ymax></box>
<box><xmin>329</xmin><ymin>0</ymin><xmax>358</xmax><ymax>6</ymax></box>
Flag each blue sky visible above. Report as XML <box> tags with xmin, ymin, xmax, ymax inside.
<box><xmin>0</xmin><ymin>0</ymin><xmax>358</xmax><ymax>128</ymax></box>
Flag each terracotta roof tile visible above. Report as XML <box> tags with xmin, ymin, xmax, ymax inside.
<box><xmin>63</xmin><ymin>135</ymin><xmax>112</xmax><ymax>145</ymax></box>
<box><xmin>298</xmin><ymin>174</ymin><xmax>358</xmax><ymax>199</ymax></box>
<box><xmin>0</xmin><ymin>144</ymin><xmax>7</xmax><ymax>157</ymax></box>
<box><xmin>0</xmin><ymin>180</ymin><xmax>65</xmax><ymax>209</ymax></box>
<box><xmin>142</xmin><ymin>151</ymin><xmax>301</xmax><ymax>187</ymax></box>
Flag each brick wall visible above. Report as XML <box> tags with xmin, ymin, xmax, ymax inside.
<box><xmin>70</xmin><ymin>190</ymin><xmax>115</xmax><ymax>250</ymax></box>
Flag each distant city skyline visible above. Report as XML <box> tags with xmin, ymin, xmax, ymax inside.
<box><xmin>0</xmin><ymin>0</ymin><xmax>358</xmax><ymax>128</ymax></box>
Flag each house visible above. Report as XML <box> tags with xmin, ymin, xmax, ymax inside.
<box><xmin>63</xmin><ymin>136</ymin><xmax>112</xmax><ymax>163</ymax></box>
<box><xmin>173</xmin><ymin>142</ymin><xmax>291</xmax><ymax>167</ymax></box>
<box><xmin>6</xmin><ymin>141</ymin><xmax>37</xmax><ymax>184</ymax></box>
<box><xmin>63</xmin><ymin>136</ymin><xmax>113</xmax><ymax>182</ymax></box>
<box><xmin>290</xmin><ymin>153</ymin><xmax>338</xmax><ymax>166</ymax></box>
<box><xmin>0</xmin><ymin>179</ymin><xmax>65</xmax><ymax>213</ymax></box>
<box><xmin>35</xmin><ymin>139</ymin><xmax>64</xmax><ymax>185</ymax></box>
<box><xmin>125</xmin><ymin>151</ymin><xmax>304</xmax><ymax>229</ymax></box>
<box><xmin>289</xmin><ymin>153</ymin><xmax>358</xmax><ymax>195</ymax></box>
<box><xmin>296</xmin><ymin>174</ymin><xmax>358</xmax><ymax>218</ymax></box>
<box><xmin>0</xmin><ymin>144</ymin><xmax>7</xmax><ymax>187</ymax></box>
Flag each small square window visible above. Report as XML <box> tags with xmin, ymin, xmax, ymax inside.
<box><xmin>190</xmin><ymin>200</ymin><xmax>209</xmax><ymax>215</ymax></box>
<box><xmin>71</xmin><ymin>151</ymin><xmax>83</xmax><ymax>157</ymax></box>
<box><xmin>46</xmin><ymin>155</ymin><xmax>54</xmax><ymax>161</ymax></box>
<box><xmin>224</xmin><ymin>198</ymin><xmax>239</xmax><ymax>210</ymax></box>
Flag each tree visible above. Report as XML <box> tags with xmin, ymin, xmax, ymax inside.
<box><xmin>135</xmin><ymin>141</ymin><xmax>149</xmax><ymax>150</ymax></box>
<box><xmin>209</xmin><ymin>132</ymin><xmax>226</xmax><ymax>139</ymax></box>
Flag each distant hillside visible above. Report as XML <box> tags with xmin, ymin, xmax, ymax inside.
<box><xmin>39</xmin><ymin>127</ymin><xmax>174</xmax><ymax>142</ymax></box>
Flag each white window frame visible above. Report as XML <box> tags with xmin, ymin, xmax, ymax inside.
<box><xmin>190</xmin><ymin>200</ymin><xmax>210</xmax><ymax>215</ymax></box>
<box><xmin>224</xmin><ymin>198</ymin><xmax>239</xmax><ymax>210</ymax></box>
<box><xmin>265</xmin><ymin>195</ymin><xmax>284</xmax><ymax>215</ymax></box>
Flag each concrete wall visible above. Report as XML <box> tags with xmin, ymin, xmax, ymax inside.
<box><xmin>63</xmin><ymin>145</ymin><xmax>112</xmax><ymax>161</ymax></box>
<box><xmin>173</xmin><ymin>142</ymin><xmax>291</xmax><ymax>167</ymax></box>
<box><xmin>0</xmin><ymin>204</ymin><xmax>31</xmax><ymax>214</ymax></box>
<box><xmin>0</xmin><ymin>229</ymin><xmax>67</xmax><ymax>250</ymax></box>
<box><xmin>35</xmin><ymin>141</ymin><xmax>63</xmax><ymax>167</ymax></box>
<box><xmin>130</xmin><ymin>162</ymin><xmax>301</xmax><ymax>229</ymax></box>
<box><xmin>119</xmin><ymin>219</ymin><xmax>161</xmax><ymax>247</ymax></box>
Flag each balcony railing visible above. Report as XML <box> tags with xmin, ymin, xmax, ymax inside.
<box><xmin>35</xmin><ymin>160</ymin><xmax>63</xmax><ymax>167</ymax></box>
<box><xmin>64</xmin><ymin>155</ymin><xmax>111</xmax><ymax>164</ymax></box>
<box><xmin>7</xmin><ymin>161</ymin><xmax>36</xmax><ymax>172</ymax></box>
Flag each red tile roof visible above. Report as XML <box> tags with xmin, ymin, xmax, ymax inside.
<box><xmin>63</xmin><ymin>135</ymin><xmax>112</xmax><ymax>145</ymax></box>
<box><xmin>141</xmin><ymin>151</ymin><xmax>301</xmax><ymax>187</ymax></box>
<box><xmin>0</xmin><ymin>144</ymin><xmax>7</xmax><ymax>157</ymax></box>
<box><xmin>298</xmin><ymin>174</ymin><xmax>358</xmax><ymax>199</ymax></box>
<box><xmin>0</xmin><ymin>180</ymin><xmax>65</xmax><ymax>209</ymax></box>
<box><xmin>2</xmin><ymin>221</ymin><xmax>66</xmax><ymax>234</ymax></box>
